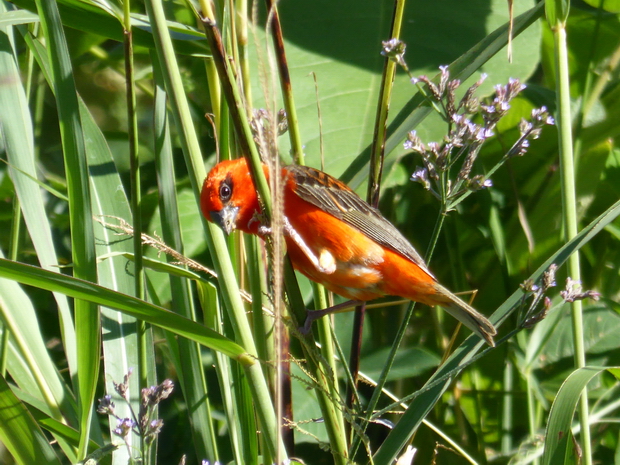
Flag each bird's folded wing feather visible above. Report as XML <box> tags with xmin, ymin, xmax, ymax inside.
<box><xmin>287</xmin><ymin>165</ymin><xmax>433</xmax><ymax>279</ymax></box>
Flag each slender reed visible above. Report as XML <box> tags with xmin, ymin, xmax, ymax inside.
<box><xmin>546</xmin><ymin>2</ymin><xmax>592</xmax><ymax>464</ymax></box>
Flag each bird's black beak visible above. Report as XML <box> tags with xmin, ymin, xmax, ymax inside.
<box><xmin>210</xmin><ymin>205</ymin><xmax>239</xmax><ymax>235</ymax></box>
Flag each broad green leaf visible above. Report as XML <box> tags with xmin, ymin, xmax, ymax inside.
<box><xmin>539</xmin><ymin>304</ymin><xmax>620</xmax><ymax>365</ymax></box>
<box><xmin>360</xmin><ymin>347</ymin><xmax>440</xmax><ymax>381</ymax></box>
<box><xmin>291</xmin><ymin>363</ymin><xmax>328</xmax><ymax>444</ymax></box>
<box><xmin>582</xmin><ymin>0</ymin><xmax>620</xmax><ymax>12</ymax></box>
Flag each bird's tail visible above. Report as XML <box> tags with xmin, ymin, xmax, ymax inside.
<box><xmin>432</xmin><ymin>284</ymin><xmax>497</xmax><ymax>347</ymax></box>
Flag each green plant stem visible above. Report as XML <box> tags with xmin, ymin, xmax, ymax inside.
<box><xmin>152</xmin><ymin>53</ymin><xmax>219</xmax><ymax>462</ymax></box>
<box><xmin>501</xmin><ymin>360</ymin><xmax>513</xmax><ymax>455</ymax></box>
<box><xmin>313</xmin><ymin>285</ymin><xmax>348</xmax><ymax>462</ymax></box>
<box><xmin>236</xmin><ymin>0</ymin><xmax>252</xmax><ymax>108</ymax></box>
<box><xmin>553</xmin><ymin>22</ymin><xmax>592</xmax><ymax>465</ymax></box>
<box><xmin>347</xmin><ymin>0</ymin><xmax>408</xmax><ymax>439</ymax></box>
<box><xmin>264</xmin><ymin>0</ymin><xmax>304</xmax><ymax>161</ymax></box>
<box><xmin>198</xmin><ymin>3</ymin><xmax>272</xmax><ymax>215</ymax></box>
<box><xmin>205</xmin><ymin>57</ymin><xmax>222</xmax><ymax>133</ymax></box>
<box><xmin>122</xmin><ymin>4</ymin><xmax>149</xmax><ymax>461</ymax></box>
<box><xmin>525</xmin><ymin>370</ymin><xmax>540</xmax><ymax>465</ymax></box>
<box><xmin>367</xmin><ymin>0</ymin><xmax>406</xmax><ymax>207</ymax></box>
<box><xmin>347</xmin><ymin>0</ymin><xmax>409</xmax><ymax>454</ymax></box>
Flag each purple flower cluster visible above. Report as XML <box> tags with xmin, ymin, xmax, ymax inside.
<box><xmin>404</xmin><ymin>66</ymin><xmax>554</xmax><ymax>208</ymax></box>
<box><xmin>97</xmin><ymin>369</ymin><xmax>175</xmax><ymax>456</ymax></box>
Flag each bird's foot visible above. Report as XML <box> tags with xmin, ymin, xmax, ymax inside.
<box><xmin>298</xmin><ymin>301</ymin><xmax>365</xmax><ymax>335</ymax></box>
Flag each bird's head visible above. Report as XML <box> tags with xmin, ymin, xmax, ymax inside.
<box><xmin>200</xmin><ymin>158</ymin><xmax>266</xmax><ymax>235</ymax></box>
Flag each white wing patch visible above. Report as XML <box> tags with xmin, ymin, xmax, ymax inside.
<box><xmin>283</xmin><ymin>216</ymin><xmax>336</xmax><ymax>274</ymax></box>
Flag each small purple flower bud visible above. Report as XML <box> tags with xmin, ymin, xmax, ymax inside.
<box><xmin>560</xmin><ymin>278</ymin><xmax>601</xmax><ymax>302</ymax></box>
<box><xmin>410</xmin><ymin>167</ymin><xmax>431</xmax><ymax>190</ymax></box>
<box><xmin>113</xmin><ymin>418</ymin><xmax>136</xmax><ymax>438</ymax></box>
<box><xmin>475</xmin><ymin>127</ymin><xmax>494</xmax><ymax>141</ymax></box>
<box><xmin>404</xmin><ymin>130</ymin><xmax>425</xmax><ymax>152</ymax></box>
<box><xmin>97</xmin><ymin>395</ymin><xmax>115</xmax><ymax>415</ymax></box>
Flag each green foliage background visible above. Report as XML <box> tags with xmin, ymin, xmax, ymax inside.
<box><xmin>0</xmin><ymin>0</ymin><xmax>619</xmax><ymax>464</ymax></box>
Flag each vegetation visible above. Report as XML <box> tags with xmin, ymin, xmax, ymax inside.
<box><xmin>0</xmin><ymin>0</ymin><xmax>619</xmax><ymax>464</ymax></box>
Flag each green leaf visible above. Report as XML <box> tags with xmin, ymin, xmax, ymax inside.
<box><xmin>34</xmin><ymin>0</ymin><xmax>100</xmax><ymax>455</ymax></box>
<box><xmin>360</xmin><ymin>347</ymin><xmax>440</xmax><ymax>381</ymax></box>
<box><xmin>608</xmin><ymin>368</ymin><xmax>620</xmax><ymax>381</ymax></box>
<box><xmin>84</xmin><ymin>89</ymin><xmax>144</xmax><ymax>464</ymax></box>
<box><xmin>546</xmin><ymin>0</ymin><xmax>570</xmax><ymax>27</ymax></box>
<box><xmin>582</xmin><ymin>0</ymin><xmax>620</xmax><ymax>12</ymax></box>
<box><xmin>256</xmin><ymin>0</ymin><xmax>542</xmax><ymax>185</ymax></box>
<box><xmin>0</xmin><ymin>375</ymin><xmax>62</xmax><ymax>465</ymax></box>
<box><xmin>0</xmin><ymin>9</ymin><xmax>39</xmax><ymax>27</ymax></box>
<box><xmin>541</xmin><ymin>367</ymin><xmax>608</xmax><ymax>465</ymax></box>
<box><xmin>0</xmin><ymin>258</ymin><xmax>251</xmax><ymax>363</ymax></box>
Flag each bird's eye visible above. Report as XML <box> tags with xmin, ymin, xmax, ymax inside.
<box><xmin>219</xmin><ymin>181</ymin><xmax>232</xmax><ymax>202</ymax></box>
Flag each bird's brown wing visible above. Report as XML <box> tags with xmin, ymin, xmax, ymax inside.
<box><xmin>286</xmin><ymin>164</ymin><xmax>433</xmax><ymax>278</ymax></box>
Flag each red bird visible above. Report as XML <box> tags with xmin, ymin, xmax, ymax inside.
<box><xmin>201</xmin><ymin>158</ymin><xmax>496</xmax><ymax>346</ymax></box>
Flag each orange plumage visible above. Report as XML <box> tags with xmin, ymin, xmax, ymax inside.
<box><xmin>201</xmin><ymin>158</ymin><xmax>496</xmax><ymax>346</ymax></box>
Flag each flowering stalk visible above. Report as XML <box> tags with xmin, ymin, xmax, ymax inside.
<box><xmin>404</xmin><ymin>67</ymin><xmax>554</xmax><ymax>213</ymax></box>
<box><xmin>98</xmin><ymin>371</ymin><xmax>174</xmax><ymax>463</ymax></box>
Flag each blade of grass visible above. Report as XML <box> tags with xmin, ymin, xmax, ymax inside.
<box><xmin>0</xmin><ymin>249</ymin><xmax>76</xmax><ymax>424</ymax></box>
<box><xmin>0</xmin><ymin>258</ymin><xmax>251</xmax><ymax>362</ymax></box>
<box><xmin>541</xmin><ymin>367</ymin><xmax>606</xmax><ymax>465</ymax></box>
<box><xmin>198</xmin><ymin>280</ymin><xmax>246</xmax><ymax>464</ymax></box>
<box><xmin>10</xmin><ymin>383</ymin><xmax>102</xmax><ymax>459</ymax></box>
<box><xmin>86</xmin><ymin>93</ymin><xmax>142</xmax><ymax>465</ymax></box>
<box><xmin>33</xmin><ymin>0</ymin><xmax>100</xmax><ymax>456</ymax></box>
<box><xmin>264</xmin><ymin>0</ymin><xmax>303</xmax><ymax>161</ymax></box>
